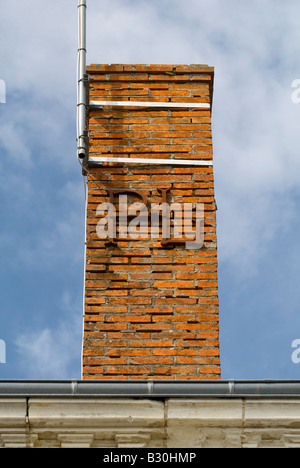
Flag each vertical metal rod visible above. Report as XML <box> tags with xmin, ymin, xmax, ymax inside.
<box><xmin>77</xmin><ymin>1</ymin><xmax>88</xmax><ymax>375</ymax></box>
<box><xmin>77</xmin><ymin>0</ymin><xmax>87</xmax><ymax>162</ymax></box>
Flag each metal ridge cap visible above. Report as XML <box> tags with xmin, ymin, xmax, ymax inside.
<box><xmin>0</xmin><ymin>379</ymin><xmax>300</xmax><ymax>398</ymax></box>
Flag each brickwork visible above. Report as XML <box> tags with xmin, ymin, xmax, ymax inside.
<box><xmin>82</xmin><ymin>64</ymin><xmax>220</xmax><ymax>380</ymax></box>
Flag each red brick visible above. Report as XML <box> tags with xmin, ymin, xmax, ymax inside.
<box><xmin>82</xmin><ymin>63</ymin><xmax>220</xmax><ymax>381</ymax></box>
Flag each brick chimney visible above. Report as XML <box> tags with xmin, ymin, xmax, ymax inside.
<box><xmin>82</xmin><ymin>64</ymin><xmax>220</xmax><ymax>380</ymax></box>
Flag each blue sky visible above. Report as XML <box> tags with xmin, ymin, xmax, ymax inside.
<box><xmin>1</xmin><ymin>0</ymin><xmax>300</xmax><ymax>380</ymax></box>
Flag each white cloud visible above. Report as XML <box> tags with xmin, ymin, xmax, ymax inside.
<box><xmin>0</xmin><ymin>1</ymin><xmax>76</xmax><ymax>95</ymax></box>
<box><xmin>14</xmin><ymin>291</ymin><xmax>82</xmax><ymax>379</ymax></box>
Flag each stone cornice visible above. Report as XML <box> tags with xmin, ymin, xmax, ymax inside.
<box><xmin>1</xmin><ymin>396</ymin><xmax>300</xmax><ymax>448</ymax></box>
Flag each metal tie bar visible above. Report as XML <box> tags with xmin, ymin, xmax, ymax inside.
<box><xmin>89</xmin><ymin>156</ymin><xmax>212</xmax><ymax>166</ymax></box>
<box><xmin>90</xmin><ymin>100</ymin><xmax>210</xmax><ymax>109</ymax></box>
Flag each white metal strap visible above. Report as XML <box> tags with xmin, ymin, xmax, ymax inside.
<box><xmin>89</xmin><ymin>156</ymin><xmax>212</xmax><ymax>166</ymax></box>
<box><xmin>90</xmin><ymin>100</ymin><xmax>210</xmax><ymax>109</ymax></box>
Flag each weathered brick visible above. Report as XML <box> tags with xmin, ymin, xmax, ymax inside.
<box><xmin>82</xmin><ymin>64</ymin><xmax>220</xmax><ymax>381</ymax></box>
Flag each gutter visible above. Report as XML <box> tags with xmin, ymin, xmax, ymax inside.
<box><xmin>0</xmin><ymin>380</ymin><xmax>300</xmax><ymax>399</ymax></box>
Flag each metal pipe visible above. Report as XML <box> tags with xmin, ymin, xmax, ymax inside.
<box><xmin>0</xmin><ymin>380</ymin><xmax>300</xmax><ymax>398</ymax></box>
<box><xmin>77</xmin><ymin>0</ymin><xmax>88</xmax><ymax>162</ymax></box>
